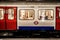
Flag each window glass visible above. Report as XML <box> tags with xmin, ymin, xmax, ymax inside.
<box><xmin>0</xmin><ymin>9</ymin><xmax>4</xmax><ymax>20</ymax></box>
<box><xmin>8</xmin><ymin>9</ymin><xmax>14</xmax><ymax>20</ymax></box>
<box><xmin>58</xmin><ymin>8</ymin><xmax>60</xmax><ymax>19</ymax></box>
<box><xmin>39</xmin><ymin>9</ymin><xmax>53</xmax><ymax>20</ymax></box>
<box><xmin>19</xmin><ymin>9</ymin><xmax>34</xmax><ymax>20</ymax></box>
<box><xmin>59</xmin><ymin>11</ymin><xmax>60</xmax><ymax>18</ymax></box>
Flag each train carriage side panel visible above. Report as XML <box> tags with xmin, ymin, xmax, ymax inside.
<box><xmin>17</xmin><ymin>5</ymin><xmax>55</xmax><ymax>30</ymax></box>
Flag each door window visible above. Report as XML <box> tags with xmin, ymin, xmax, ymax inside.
<box><xmin>59</xmin><ymin>11</ymin><xmax>60</xmax><ymax>19</ymax></box>
<box><xmin>0</xmin><ymin>9</ymin><xmax>4</xmax><ymax>20</ymax></box>
<box><xmin>8</xmin><ymin>8</ymin><xmax>14</xmax><ymax>20</ymax></box>
<box><xmin>57</xmin><ymin>8</ymin><xmax>60</xmax><ymax>19</ymax></box>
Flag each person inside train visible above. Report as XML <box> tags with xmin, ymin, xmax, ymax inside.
<box><xmin>25</xmin><ymin>10</ymin><xmax>28</xmax><ymax>19</ymax></box>
<box><xmin>39</xmin><ymin>10</ymin><xmax>43</xmax><ymax>20</ymax></box>
<box><xmin>27</xmin><ymin>10</ymin><xmax>34</xmax><ymax>19</ymax></box>
<box><xmin>20</xmin><ymin>10</ymin><xmax>34</xmax><ymax>20</ymax></box>
<box><xmin>45</xmin><ymin>10</ymin><xmax>53</xmax><ymax>20</ymax></box>
<box><xmin>20</xmin><ymin>10</ymin><xmax>26</xmax><ymax>19</ymax></box>
<box><xmin>39</xmin><ymin>10</ymin><xmax>45</xmax><ymax>20</ymax></box>
<box><xmin>48</xmin><ymin>10</ymin><xmax>53</xmax><ymax>20</ymax></box>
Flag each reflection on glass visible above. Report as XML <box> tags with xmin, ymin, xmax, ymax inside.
<box><xmin>0</xmin><ymin>9</ymin><xmax>4</xmax><ymax>20</ymax></box>
<box><xmin>19</xmin><ymin>9</ymin><xmax>34</xmax><ymax>20</ymax></box>
<box><xmin>8</xmin><ymin>9</ymin><xmax>14</xmax><ymax>20</ymax></box>
<box><xmin>39</xmin><ymin>9</ymin><xmax>53</xmax><ymax>20</ymax></box>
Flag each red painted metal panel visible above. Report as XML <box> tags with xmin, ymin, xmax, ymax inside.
<box><xmin>56</xmin><ymin>7</ymin><xmax>60</xmax><ymax>30</ymax></box>
<box><xmin>6</xmin><ymin>7</ymin><xmax>17</xmax><ymax>30</ymax></box>
<box><xmin>0</xmin><ymin>7</ymin><xmax>5</xmax><ymax>30</ymax></box>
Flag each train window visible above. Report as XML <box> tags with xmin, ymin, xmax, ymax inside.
<box><xmin>0</xmin><ymin>9</ymin><xmax>4</xmax><ymax>20</ymax></box>
<box><xmin>38</xmin><ymin>9</ymin><xmax>54</xmax><ymax>20</ymax></box>
<box><xmin>19</xmin><ymin>9</ymin><xmax>34</xmax><ymax>20</ymax></box>
<box><xmin>8</xmin><ymin>9</ymin><xmax>14</xmax><ymax>20</ymax></box>
<box><xmin>59</xmin><ymin>11</ymin><xmax>60</xmax><ymax>18</ymax></box>
<box><xmin>57</xmin><ymin>8</ymin><xmax>60</xmax><ymax>19</ymax></box>
<box><xmin>58</xmin><ymin>9</ymin><xmax>60</xmax><ymax>19</ymax></box>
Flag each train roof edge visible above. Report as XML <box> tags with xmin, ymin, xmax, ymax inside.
<box><xmin>0</xmin><ymin>0</ymin><xmax>60</xmax><ymax>3</ymax></box>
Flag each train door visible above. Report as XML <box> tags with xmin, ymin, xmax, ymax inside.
<box><xmin>0</xmin><ymin>7</ymin><xmax>5</xmax><ymax>30</ymax></box>
<box><xmin>5</xmin><ymin>7</ymin><xmax>17</xmax><ymax>30</ymax></box>
<box><xmin>56</xmin><ymin>7</ymin><xmax>60</xmax><ymax>30</ymax></box>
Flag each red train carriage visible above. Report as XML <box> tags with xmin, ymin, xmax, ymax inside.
<box><xmin>0</xmin><ymin>3</ymin><xmax>60</xmax><ymax>31</ymax></box>
<box><xmin>0</xmin><ymin>0</ymin><xmax>60</xmax><ymax>38</ymax></box>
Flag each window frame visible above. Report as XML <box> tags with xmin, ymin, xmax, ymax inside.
<box><xmin>19</xmin><ymin>9</ymin><xmax>35</xmax><ymax>20</ymax></box>
<box><xmin>38</xmin><ymin>9</ymin><xmax>54</xmax><ymax>20</ymax></box>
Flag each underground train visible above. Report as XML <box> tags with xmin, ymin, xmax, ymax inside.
<box><xmin>0</xmin><ymin>3</ymin><xmax>60</xmax><ymax>31</ymax></box>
